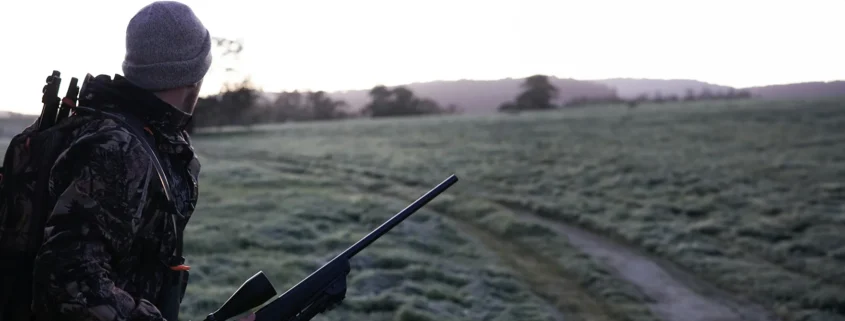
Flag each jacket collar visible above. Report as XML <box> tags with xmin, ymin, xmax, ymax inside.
<box><xmin>79</xmin><ymin>74</ymin><xmax>194</xmax><ymax>150</ymax></box>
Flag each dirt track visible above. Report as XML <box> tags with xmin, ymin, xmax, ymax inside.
<box><xmin>450</xmin><ymin>219</ymin><xmax>618</xmax><ymax>321</ymax></box>
<box><xmin>509</xmin><ymin>209</ymin><xmax>780</xmax><ymax>321</ymax></box>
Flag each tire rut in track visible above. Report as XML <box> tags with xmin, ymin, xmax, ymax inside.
<box><xmin>487</xmin><ymin>199</ymin><xmax>781</xmax><ymax>321</ymax></box>
<box><xmin>446</xmin><ymin>218</ymin><xmax>620</xmax><ymax>321</ymax></box>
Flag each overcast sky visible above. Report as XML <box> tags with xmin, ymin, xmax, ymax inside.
<box><xmin>1</xmin><ymin>0</ymin><xmax>842</xmax><ymax>114</ymax></box>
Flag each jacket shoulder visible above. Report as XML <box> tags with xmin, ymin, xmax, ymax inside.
<box><xmin>58</xmin><ymin>116</ymin><xmax>154</xmax><ymax>174</ymax></box>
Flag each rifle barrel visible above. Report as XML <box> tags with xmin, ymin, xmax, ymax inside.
<box><xmin>339</xmin><ymin>174</ymin><xmax>458</xmax><ymax>259</ymax></box>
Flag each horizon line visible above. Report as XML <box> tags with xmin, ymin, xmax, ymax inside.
<box><xmin>247</xmin><ymin>75</ymin><xmax>845</xmax><ymax>95</ymax></box>
<box><xmin>3</xmin><ymin>76</ymin><xmax>842</xmax><ymax>116</ymax></box>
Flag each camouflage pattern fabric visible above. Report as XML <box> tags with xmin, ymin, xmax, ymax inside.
<box><xmin>25</xmin><ymin>75</ymin><xmax>200</xmax><ymax>321</ymax></box>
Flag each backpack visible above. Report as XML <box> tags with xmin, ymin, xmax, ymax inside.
<box><xmin>0</xmin><ymin>71</ymin><xmax>182</xmax><ymax>321</ymax></box>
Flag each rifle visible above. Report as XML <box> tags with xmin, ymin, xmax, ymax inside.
<box><xmin>202</xmin><ymin>174</ymin><xmax>459</xmax><ymax>321</ymax></box>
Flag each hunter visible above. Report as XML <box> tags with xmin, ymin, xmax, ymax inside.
<box><xmin>28</xmin><ymin>1</ymin><xmax>207</xmax><ymax>320</ymax></box>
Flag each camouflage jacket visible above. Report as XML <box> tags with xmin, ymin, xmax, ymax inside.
<box><xmin>30</xmin><ymin>75</ymin><xmax>200</xmax><ymax>321</ymax></box>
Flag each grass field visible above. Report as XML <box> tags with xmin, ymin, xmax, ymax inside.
<box><xmin>3</xmin><ymin>98</ymin><xmax>845</xmax><ymax>321</ymax></box>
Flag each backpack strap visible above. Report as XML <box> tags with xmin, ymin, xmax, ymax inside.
<box><xmin>74</xmin><ymin>106</ymin><xmax>185</xmax><ymax>260</ymax></box>
<box><xmin>73</xmin><ymin>106</ymin><xmax>178</xmax><ymax>216</ymax></box>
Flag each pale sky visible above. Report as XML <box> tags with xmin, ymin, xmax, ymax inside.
<box><xmin>1</xmin><ymin>0</ymin><xmax>842</xmax><ymax>114</ymax></box>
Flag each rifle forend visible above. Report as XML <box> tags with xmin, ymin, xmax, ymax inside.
<box><xmin>205</xmin><ymin>174</ymin><xmax>459</xmax><ymax>321</ymax></box>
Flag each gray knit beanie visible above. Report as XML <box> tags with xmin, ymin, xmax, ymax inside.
<box><xmin>122</xmin><ymin>1</ymin><xmax>212</xmax><ymax>91</ymax></box>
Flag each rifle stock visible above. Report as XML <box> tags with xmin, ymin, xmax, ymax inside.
<box><xmin>204</xmin><ymin>174</ymin><xmax>459</xmax><ymax>321</ymax></box>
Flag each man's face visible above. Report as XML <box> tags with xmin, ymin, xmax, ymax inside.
<box><xmin>182</xmin><ymin>79</ymin><xmax>204</xmax><ymax>115</ymax></box>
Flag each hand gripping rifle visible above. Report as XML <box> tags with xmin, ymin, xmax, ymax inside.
<box><xmin>201</xmin><ymin>174</ymin><xmax>459</xmax><ymax>321</ymax></box>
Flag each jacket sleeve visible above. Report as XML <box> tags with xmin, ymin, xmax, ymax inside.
<box><xmin>32</xmin><ymin>129</ymin><xmax>165</xmax><ymax>321</ymax></box>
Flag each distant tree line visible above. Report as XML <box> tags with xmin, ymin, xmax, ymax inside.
<box><xmin>565</xmin><ymin>87</ymin><xmax>754</xmax><ymax>108</ymax></box>
<box><xmin>189</xmin><ymin>81</ymin><xmax>459</xmax><ymax>132</ymax></box>
<box><xmin>494</xmin><ymin>75</ymin><xmax>757</xmax><ymax>113</ymax></box>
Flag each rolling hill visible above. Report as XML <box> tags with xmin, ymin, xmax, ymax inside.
<box><xmin>743</xmin><ymin>81</ymin><xmax>845</xmax><ymax>99</ymax></box>
<box><xmin>326</xmin><ymin>77</ymin><xmax>617</xmax><ymax>114</ymax></box>
<box><xmin>590</xmin><ymin>78</ymin><xmax>735</xmax><ymax>99</ymax></box>
<box><xmin>323</xmin><ymin>78</ymin><xmax>844</xmax><ymax>114</ymax></box>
